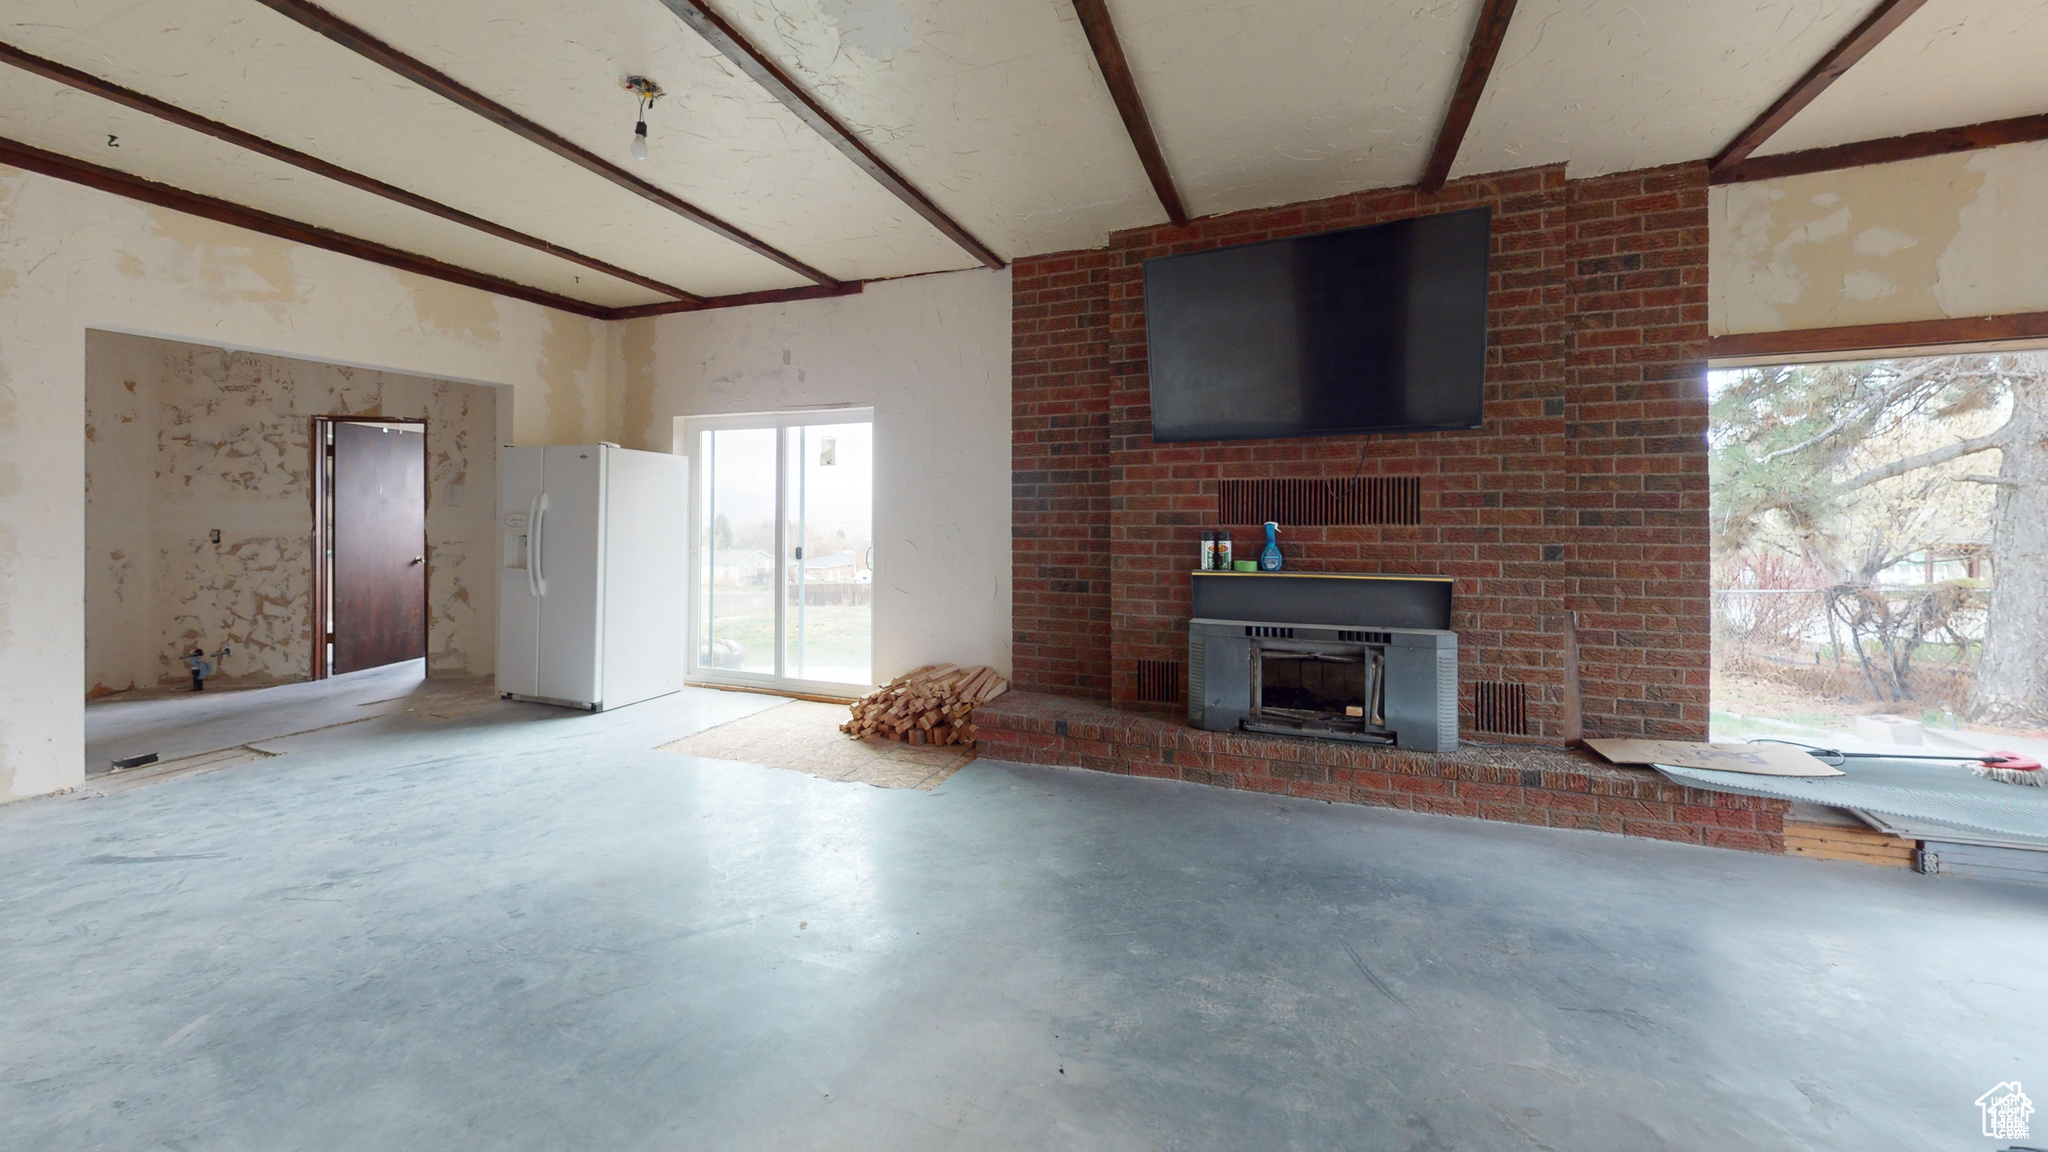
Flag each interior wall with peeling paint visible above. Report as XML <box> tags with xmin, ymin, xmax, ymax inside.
<box><xmin>0</xmin><ymin>166</ymin><xmax>608</xmax><ymax>802</ymax></box>
<box><xmin>612</xmin><ymin>268</ymin><xmax>1012</xmax><ymax>683</ymax></box>
<box><xmin>1711</xmin><ymin>140</ymin><xmax>2048</xmax><ymax>336</ymax></box>
<box><xmin>85</xmin><ymin>332</ymin><xmax>498</xmax><ymax>694</ymax></box>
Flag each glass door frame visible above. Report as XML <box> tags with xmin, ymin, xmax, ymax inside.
<box><xmin>682</xmin><ymin>407</ymin><xmax>875</xmax><ymax>697</ymax></box>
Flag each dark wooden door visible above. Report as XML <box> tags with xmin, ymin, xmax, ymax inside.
<box><xmin>331</xmin><ymin>422</ymin><xmax>427</xmax><ymax>674</ymax></box>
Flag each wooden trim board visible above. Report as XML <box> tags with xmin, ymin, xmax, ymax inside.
<box><xmin>1784</xmin><ymin>821</ymin><xmax>1916</xmax><ymax>868</ymax></box>
<box><xmin>1710</xmin><ymin>311</ymin><xmax>2048</xmax><ymax>363</ymax></box>
<box><xmin>1711</xmin><ymin>111</ymin><xmax>2048</xmax><ymax>185</ymax></box>
<box><xmin>685</xmin><ymin>680</ymin><xmax>858</xmax><ymax>706</ymax></box>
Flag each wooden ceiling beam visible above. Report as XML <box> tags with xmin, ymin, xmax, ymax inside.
<box><xmin>653</xmin><ymin>0</ymin><xmax>1004</xmax><ymax>270</ymax></box>
<box><xmin>250</xmin><ymin>0</ymin><xmax>839</xmax><ymax>288</ymax></box>
<box><xmin>1070</xmin><ymin>0</ymin><xmax>1187</xmax><ymax>228</ymax></box>
<box><xmin>1711</xmin><ymin>110</ymin><xmax>2048</xmax><ymax>185</ymax></box>
<box><xmin>1709</xmin><ymin>0</ymin><xmax>1932</xmax><ymax>176</ymax></box>
<box><xmin>607</xmin><ymin>281</ymin><xmax>864</xmax><ymax>320</ymax></box>
<box><xmin>1420</xmin><ymin>0</ymin><xmax>1520</xmax><ymax>193</ymax></box>
<box><xmin>0</xmin><ymin>135</ymin><xmax>611</xmax><ymax>318</ymax></box>
<box><xmin>0</xmin><ymin>40</ymin><xmax>699</xmax><ymax>305</ymax></box>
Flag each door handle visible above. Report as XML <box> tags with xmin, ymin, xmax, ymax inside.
<box><xmin>411</xmin><ymin>556</ymin><xmax>424</xmax><ymax>565</ymax></box>
<box><xmin>532</xmin><ymin>492</ymin><xmax>549</xmax><ymax>597</ymax></box>
<box><xmin>526</xmin><ymin>491</ymin><xmax>543</xmax><ymax>599</ymax></box>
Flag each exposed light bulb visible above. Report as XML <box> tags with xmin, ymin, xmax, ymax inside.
<box><xmin>621</xmin><ymin>80</ymin><xmax>661</xmax><ymax>160</ymax></box>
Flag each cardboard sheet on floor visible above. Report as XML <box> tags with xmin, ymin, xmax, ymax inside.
<box><xmin>1585</xmin><ymin>738</ymin><xmax>1843</xmax><ymax>777</ymax></box>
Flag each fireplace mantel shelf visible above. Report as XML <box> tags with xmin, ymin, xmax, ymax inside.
<box><xmin>1190</xmin><ymin>569</ymin><xmax>1454</xmax><ymax>634</ymax></box>
<box><xmin>1190</xmin><ymin>571</ymin><xmax>1453</xmax><ymax>582</ymax></box>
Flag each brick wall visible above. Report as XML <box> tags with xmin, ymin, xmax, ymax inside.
<box><xmin>1012</xmin><ymin>250</ymin><xmax>1117</xmax><ymax>697</ymax></box>
<box><xmin>1563</xmin><ymin>169</ymin><xmax>1713</xmax><ymax>739</ymax></box>
<box><xmin>1013</xmin><ymin>162</ymin><xmax>1710</xmax><ymax>741</ymax></box>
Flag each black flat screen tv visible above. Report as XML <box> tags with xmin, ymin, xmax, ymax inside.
<box><xmin>1143</xmin><ymin>206</ymin><xmax>1490</xmax><ymax>442</ymax></box>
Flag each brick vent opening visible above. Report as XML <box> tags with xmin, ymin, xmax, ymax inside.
<box><xmin>1473</xmin><ymin>681</ymin><xmax>1530</xmax><ymax>736</ymax></box>
<box><xmin>1135</xmin><ymin>659</ymin><xmax>1182</xmax><ymax>703</ymax></box>
<box><xmin>1219</xmin><ymin>477</ymin><xmax>1422</xmax><ymax>526</ymax></box>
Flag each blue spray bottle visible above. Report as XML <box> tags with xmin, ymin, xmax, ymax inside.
<box><xmin>1259</xmin><ymin>521</ymin><xmax>1283</xmax><ymax>571</ymax></box>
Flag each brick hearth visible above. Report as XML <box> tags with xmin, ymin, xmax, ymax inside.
<box><xmin>978</xmin><ymin>692</ymin><xmax>1788</xmax><ymax>853</ymax></box>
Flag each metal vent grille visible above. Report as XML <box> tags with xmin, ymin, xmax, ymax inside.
<box><xmin>1136</xmin><ymin>659</ymin><xmax>1182</xmax><ymax>703</ymax></box>
<box><xmin>1339</xmin><ymin>630</ymin><xmax>1393</xmax><ymax>644</ymax></box>
<box><xmin>1218</xmin><ymin>477</ymin><xmax>1422</xmax><ymax>526</ymax></box>
<box><xmin>1245</xmin><ymin>626</ymin><xmax>1295</xmax><ymax>639</ymax></box>
<box><xmin>1473</xmin><ymin>681</ymin><xmax>1530</xmax><ymax>736</ymax></box>
<box><xmin>1437</xmin><ymin>656</ymin><xmax>1460</xmax><ymax>749</ymax></box>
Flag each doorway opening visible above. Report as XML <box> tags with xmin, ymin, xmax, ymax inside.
<box><xmin>1709</xmin><ymin>350</ymin><xmax>2048</xmax><ymax>755</ymax></box>
<box><xmin>686</xmin><ymin>410</ymin><xmax>875</xmax><ymax>695</ymax></box>
<box><xmin>82</xmin><ymin>332</ymin><xmax>506</xmax><ymax>778</ymax></box>
<box><xmin>313</xmin><ymin>418</ymin><xmax>428</xmax><ymax>679</ymax></box>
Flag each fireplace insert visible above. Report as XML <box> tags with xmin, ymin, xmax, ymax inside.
<box><xmin>1185</xmin><ymin>572</ymin><xmax>1458</xmax><ymax>752</ymax></box>
<box><xmin>1249</xmin><ymin>638</ymin><xmax>1388</xmax><ymax>741</ymax></box>
<box><xmin>1189</xmin><ymin>620</ymin><xmax>1457</xmax><ymax>751</ymax></box>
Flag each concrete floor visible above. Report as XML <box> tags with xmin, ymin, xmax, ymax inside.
<box><xmin>7</xmin><ymin>685</ymin><xmax>2047</xmax><ymax>1150</ymax></box>
<box><xmin>83</xmin><ymin>660</ymin><xmax>493</xmax><ymax>773</ymax></box>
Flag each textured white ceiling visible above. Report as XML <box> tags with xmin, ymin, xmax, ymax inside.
<box><xmin>0</xmin><ymin>68</ymin><xmax>668</xmax><ymax>308</ymax></box>
<box><xmin>327</xmin><ymin>0</ymin><xmax>983</xmax><ymax>278</ymax></box>
<box><xmin>0</xmin><ymin>0</ymin><xmax>2041</xmax><ymax>308</ymax></box>
<box><xmin>1760</xmin><ymin>0</ymin><xmax>2048</xmax><ymax>155</ymax></box>
<box><xmin>704</xmin><ymin>0</ymin><xmax>1164</xmax><ymax>259</ymax></box>
<box><xmin>1456</xmin><ymin>0</ymin><xmax>1879</xmax><ymax>179</ymax></box>
<box><xmin>1</xmin><ymin>0</ymin><xmax>815</xmax><ymax>296</ymax></box>
<box><xmin>1113</xmin><ymin>0</ymin><xmax>1479</xmax><ymax>216</ymax></box>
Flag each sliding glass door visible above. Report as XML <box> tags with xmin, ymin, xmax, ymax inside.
<box><xmin>688</xmin><ymin>410</ymin><xmax>874</xmax><ymax>694</ymax></box>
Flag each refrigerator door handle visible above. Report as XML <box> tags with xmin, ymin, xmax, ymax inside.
<box><xmin>532</xmin><ymin>485</ymin><xmax>548</xmax><ymax>594</ymax></box>
<box><xmin>531</xmin><ymin>492</ymin><xmax>549</xmax><ymax>597</ymax></box>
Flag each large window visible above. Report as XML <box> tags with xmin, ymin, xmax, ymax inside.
<box><xmin>1709</xmin><ymin>352</ymin><xmax>2047</xmax><ymax>749</ymax></box>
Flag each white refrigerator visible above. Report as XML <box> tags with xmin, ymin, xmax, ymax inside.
<box><xmin>497</xmin><ymin>444</ymin><xmax>687</xmax><ymax>710</ymax></box>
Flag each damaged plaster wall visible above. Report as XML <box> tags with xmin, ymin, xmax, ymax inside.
<box><xmin>1711</xmin><ymin>139</ymin><xmax>2048</xmax><ymax>335</ymax></box>
<box><xmin>85</xmin><ymin>332</ymin><xmax>498</xmax><ymax>693</ymax></box>
<box><xmin>611</xmin><ymin>268</ymin><xmax>1012</xmax><ymax>682</ymax></box>
<box><xmin>0</xmin><ymin>166</ymin><xmax>608</xmax><ymax>802</ymax></box>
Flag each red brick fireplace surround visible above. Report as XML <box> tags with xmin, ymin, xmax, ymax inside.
<box><xmin>1005</xmin><ymin>162</ymin><xmax>1736</xmax><ymax>845</ymax></box>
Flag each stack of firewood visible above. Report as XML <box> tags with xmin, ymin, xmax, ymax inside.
<box><xmin>840</xmin><ymin>664</ymin><xmax>1009</xmax><ymax>747</ymax></box>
